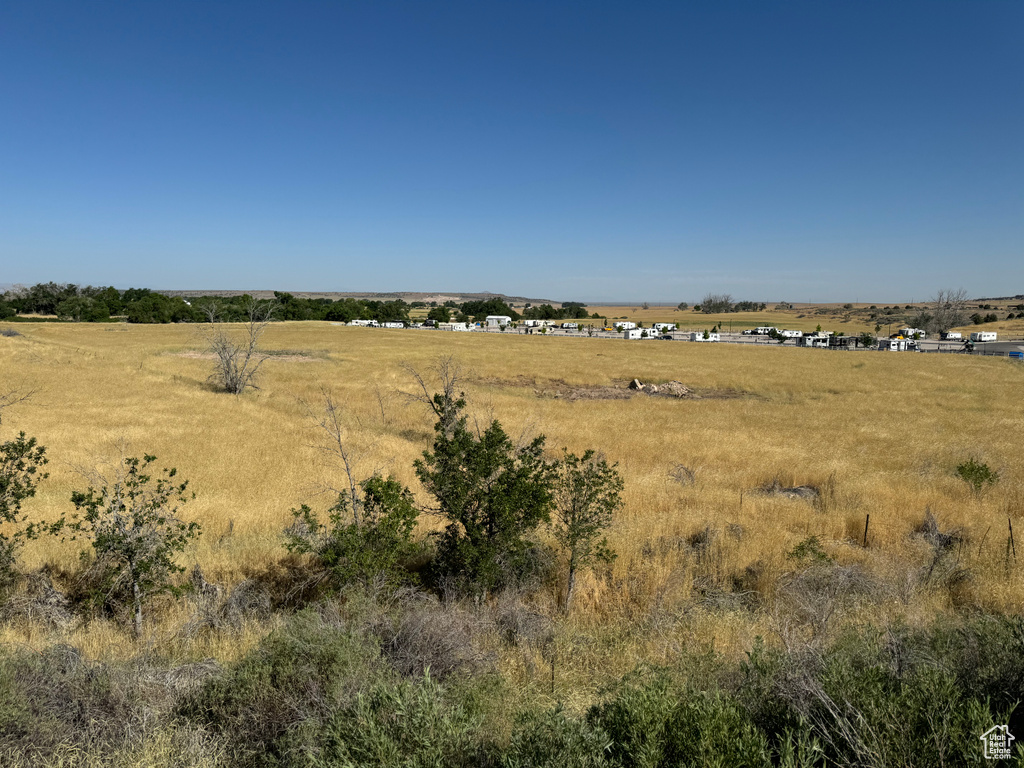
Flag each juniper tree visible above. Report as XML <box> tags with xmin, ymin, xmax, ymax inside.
<box><xmin>415</xmin><ymin>392</ymin><xmax>555</xmax><ymax>595</ymax></box>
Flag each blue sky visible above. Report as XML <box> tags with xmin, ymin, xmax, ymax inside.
<box><xmin>1</xmin><ymin>1</ymin><xmax>1021</xmax><ymax>303</ymax></box>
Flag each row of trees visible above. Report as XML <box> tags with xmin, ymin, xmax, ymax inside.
<box><xmin>1</xmin><ymin>363</ymin><xmax>623</xmax><ymax>636</ymax></box>
<box><xmin>693</xmin><ymin>294</ymin><xmax>767</xmax><ymax>314</ymax></box>
<box><xmin>0</xmin><ymin>284</ymin><xmax>414</xmax><ymax>325</ymax></box>
<box><xmin>0</xmin><ymin>284</ymin><xmax>594</xmax><ymax>327</ymax></box>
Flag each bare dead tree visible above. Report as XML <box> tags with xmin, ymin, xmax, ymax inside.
<box><xmin>300</xmin><ymin>386</ymin><xmax>387</xmax><ymax>527</ymax></box>
<box><xmin>930</xmin><ymin>288</ymin><xmax>969</xmax><ymax>333</ymax></box>
<box><xmin>198</xmin><ymin>300</ymin><xmax>275</xmax><ymax>395</ymax></box>
<box><xmin>400</xmin><ymin>355</ymin><xmax>465</xmax><ymax>436</ymax></box>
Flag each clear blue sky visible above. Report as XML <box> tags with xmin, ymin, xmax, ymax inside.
<box><xmin>2</xmin><ymin>1</ymin><xmax>1021</xmax><ymax>303</ymax></box>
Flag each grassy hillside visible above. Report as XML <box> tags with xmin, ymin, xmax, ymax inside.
<box><xmin>1</xmin><ymin>320</ymin><xmax>1022</xmax><ymax>764</ymax></box>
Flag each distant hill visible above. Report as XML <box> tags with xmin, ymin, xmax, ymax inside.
<box><xmin>157</xmin><ymin>289</ymin><xmax>564</xmax><ymax>307</ymax></box>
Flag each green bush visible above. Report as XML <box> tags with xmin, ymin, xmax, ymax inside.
<box><xmin>285</xmin><ymin>475</ymin><xmax>422</xmax><ymax>591</ymax></box>
<box><xmin>180</xmin><ymin>610</ymin><xmax>497</xmax><ymax>768</ymax></box>
<box><xmin>955</xmin><ymin>458</ymin><xmax>999</xmax><ymax>494</ymax></box>
<box><xmin>314</xmin><ymin>673</ymin><xmax>489</xmax><ymax>768</ymax></box>
<box><xmin>504</xmin><ymin>707</ymin><xmax>612</xmax><ymax>768</ymax></box>
<box><xmin>179</xmin><ymin>612</ymin><xmax>383</xmax><ymax>766</ymax></box>
<box><xmin>586</xmin><ymin>673</ymin><xmax>771</xmax><ymax>768</ymax></box>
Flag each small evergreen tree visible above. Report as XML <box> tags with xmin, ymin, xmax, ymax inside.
<box><xmin>415</xmin><ymin>393</ymin><xmax>555</xmax><ymax>595</ymax></box>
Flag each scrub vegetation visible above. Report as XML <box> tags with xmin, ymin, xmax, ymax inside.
<box><xmin>0</xmin><ymin>320</ymin><xmax>1022</xmax><ymax>765</ymax></box>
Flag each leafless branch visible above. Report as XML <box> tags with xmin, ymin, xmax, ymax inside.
<box><xmin>399</xmin><ymin>355</ymin><xmax>465</xmax><ymax>434</ymax></box>
<box><xmin>300</xmin><ymin>386</ymin><xmax>389</xmax><ymax>526</ymax></box>
<box><xmin>0</xmin><ymin>389</ymin><xmax>36</xmax><ymax>425</ymax></box>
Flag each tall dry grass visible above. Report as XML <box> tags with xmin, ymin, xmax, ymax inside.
<box><xmin>1</xmin><ymin>320</ymin><xmax>1022</xmax><ymax>671</ymax></box>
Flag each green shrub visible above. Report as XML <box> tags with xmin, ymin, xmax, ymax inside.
<box><xmin>0</xmin><ymin>431</ymin><xmax>48</xmax><ymax>590</ymax></box>
<box><xmin>586</xmin><ymin>672</ymin><xmax>771</xmax><ymax>768</ymax></box>
<box><xmin>285</xmin><ymin>475</ymin><xmax>422</xmax><ymax>591</ymax></box>
<box><xmin>313</xmin><ymin>673</ymin><xmax>489</xmax><ymax>768</ymax></box>
<box><xmin>504</xmin><ymin>706</ymin><xmax>612</xmax><ymax>768</ymax></box>
<box><xmin>955</xmin><ymin>458</ymin><xmax>999</xmax><ymax>494</ymax></box>
<box><xmin>179</xmin><ymin>612</ymin><xmax>382</xmax><ymax>766</ymax></box>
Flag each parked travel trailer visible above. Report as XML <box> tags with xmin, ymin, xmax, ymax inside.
<box><xmin>899</xmin><ymin>327</ymin><xmax>927</xmax><ymax>339</ymax></box>
<box><xmin>653</xmin><ymin>323</ymin><xmax>677</xmax><ymax>332</ymax></box>
<box><xmin>624</xmin><ymin>328</ymin><xmax>646</xmax><ymax>339</ymax></box>
<box><xmin>614</xmin><ymin>321</ymin><xmax>636</xmax><ymax>330</ymax></box>
<box><xmin>690</xmin><ymin>332</ymin><xmax>721</xmax><ymax>342</ymax></box>
<box><xmin>879</xmin><ymin>338</ymin><xmax>917</xmax><ymax>351</ymax></box>
<box><xmin>485</xmin><ymin>315</ymin><xmax>512</xmax><ymax>328</ymax></box>
<box><xmin>798</xmin><ymin>335</ymin><xmax>830</xmax><ymax>348</ymax></box>
<box><xmin>348</xmin><ymin>319</ymin><xmax>379</xmax><ymax>327</ymax></box>
<box><xmin>940</xmin><ymin>331</ymin><xmax>962</xmax><ymax>340</ymax></box>
<box><xmin>381</xmin><ymin>322</ymin><xmax>404</xmax><ymax>329</ymax></box>
<box><xmin>755</xmin><ymin>326</ymin><xmax>777</xmax><ymax>335</ymax></box>
<box><xmin>970</xmin><ymin>331</ymin><xmax>998</xmax><ymax>342</ymax></box>
<box><xmin>780</xmin><ymin>330</ymin><xmax>803</xmax><ymax>338</ymax></box>
<box><xmin>561</xmin><ymin>322</ymin><xmax>578</xmax><ymax>330</ymax></box>
<box><xmin>438</xmin><ymin>322</ymin><xmax>469</xmax><ymax>332</ymax></box>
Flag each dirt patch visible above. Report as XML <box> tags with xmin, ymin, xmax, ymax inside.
<box><xmin>169</xmin><ymin>351</ymin><xmax>323</xmax><ymax>363</ymax></box>
<box><xmin>474</xmin><ymin>375</ymin><xmax>755</xmax><ymax>402</ymax></box>
<box><xmin>752</xmin><ymin>479</ymin><xmax>820</xmax><ymax>500</ymax></box>
<box><xmin>475</xmin><ymin>376</ymin><xmax>632</xmax><ymax>401</ymax></box>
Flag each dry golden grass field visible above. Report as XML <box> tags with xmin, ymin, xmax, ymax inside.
<box><xmin>1</xmin><ymin>320</ymin><xmax>1023</xmax><ymax>700</ymax></box>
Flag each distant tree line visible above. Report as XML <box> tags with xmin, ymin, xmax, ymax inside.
<box><xmin>0</xmin><ymin>284</ymin><xmax>594</xmax><ymax>326</ymax></box>
<box><xmin>0</xmin><ymin>284</ymin><xmax>413</xmax><ymax>325</ymax></box>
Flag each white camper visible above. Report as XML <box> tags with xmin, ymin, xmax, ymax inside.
<box><xmin>970</xmin><ymin>331</ymin><xmax>997</xmax><ymax>342</ymax></box>
<box><xmin>614</xmin><ymin>321</ymin><xmax>637</xmax><ymax>330</ymax></box>
<box><xmin>690</xmin><ymin>332</ymin><xmax>721</xmax><ymax>342</ymax></box>
<box><xmin>485</xmin><ymin>315</ymin><xmax>512</xmax><ymax>328</ymax></box>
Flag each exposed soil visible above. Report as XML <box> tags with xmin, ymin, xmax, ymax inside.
<box><xmin>473</xmin><ymin>376</ymin><xmax>756</xmax><ymax>402</ymax></box>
